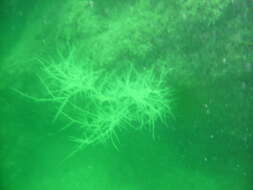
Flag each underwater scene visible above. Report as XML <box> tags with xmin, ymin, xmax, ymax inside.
<box><xmin>0</xmin><ymin>0</ymin><xmax>252</xmax><ymax>189</ymax></box>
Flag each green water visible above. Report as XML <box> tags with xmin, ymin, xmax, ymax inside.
<box><xmin>0</xmin><ymin>0</ymin><xmax>252</xmax><ymax>190</ymax></box>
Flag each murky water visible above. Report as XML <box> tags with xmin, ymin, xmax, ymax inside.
<box><xmin>0</xmin><ymin>0</ymin><xmax>252</xmax><ymax>189</ymax></box>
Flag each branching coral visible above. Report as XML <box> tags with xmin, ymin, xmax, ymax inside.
<box><xmin>18</xmin><ymin>48</ymin><xmax>173</xmax><ymax>157</ymax></box>
<box><xmin>36</xmin><ymin>50</ymin><xmax>103</xmax><ymax>120</ymax></box>
<box><xmin>107</xmin><ymin>66</ymin><xmax>173</xmax><ymax>133</ymax></box>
